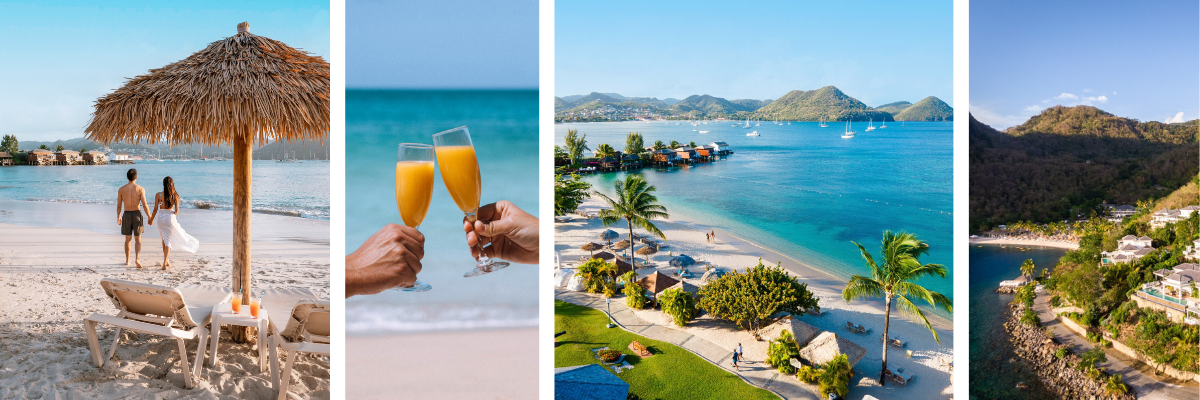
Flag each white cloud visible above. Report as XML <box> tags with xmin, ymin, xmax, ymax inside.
<box><xmin>1083</xmin><ymin>89</ymin><xmax>1091</xmax><ymax>93</ymax></box>
<box><xmin>1056</xmin><ymin>93</ymin><xmax>1079</xmax><ymax>100</ymax></box>
<box><xmin>1165</xmin><ymin>112</ymin><xmax>1186</xmax><ymax>123</ymax></box>
<box><xmin>971</xmin><ymin>103</ymin><xmax>1039</xmax><ymax>130</ymax></box>
<box><xmin>1023</xmin><ymin>105</ymin><xmax>1042</xmax><ymax>112</ymax></box>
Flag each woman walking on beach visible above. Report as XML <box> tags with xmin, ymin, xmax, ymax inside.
<box><xmin>149</xmin><ymin>176</ymin><xmax>199</xmax><ymax>269</ymax></box>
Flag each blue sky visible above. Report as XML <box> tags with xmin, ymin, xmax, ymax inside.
<box><xmin>971</xmin><ymin>1</ymin><xmax>1199</xmax><ymax>129</ymax></box>
<box><xmin>346</xmin><ymin>0</ymin><xmax>538</xmax><ymax>89</ymax></box>
<box><xmin>556</xmin><ymin>0</ymin><xmax>952</xmax><ymax>105</ymax></box>
<box><xmin>0</xmin><ymin>1</ymin><xmax>330</xmax><ymax>142</ymax></box>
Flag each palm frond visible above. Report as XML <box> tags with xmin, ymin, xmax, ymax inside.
<box><xmin>893</xmin><ymin>295</ymin><xmax>939</xmax><ymax>344</ymax></box>
<box><xmin>841</xmin><ymin>275</ymin><xmax>884</xmax><ymax>302</ymax></box>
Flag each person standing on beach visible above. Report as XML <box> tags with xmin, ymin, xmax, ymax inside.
<box><xmin>116</xmin><ymin>168</ymin><xmax>151</xmax><ymax>268</ymax></box>
<box><xmin>711</xmin><ymin>230</ymin><xmax>716</xmax><ymax>242</ymax></box>
<box><xmin>149</xmin><ymin>176</ymin><xmax>200</xmax><ymax>270</ymax></box>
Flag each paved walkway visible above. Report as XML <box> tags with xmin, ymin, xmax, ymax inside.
<box><xmin>557</xmin><ymin>288</ymin><xmax>821</xmax><ymax>400</ymax></box>
<box><xmin>1033</xmin><ymin>294</ymin><xmax>1196</xmax><ymax>400</ymax></box>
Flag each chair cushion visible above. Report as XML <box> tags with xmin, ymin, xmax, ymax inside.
<box><xmin>177</xmin><ymin>284</ymin><xmax>232</xmax><ymax>325</ymax></box>
<box><xmin>258</xmin><ymin>288</ymin><xmax>318</xmax><ymax>333</ymax></box>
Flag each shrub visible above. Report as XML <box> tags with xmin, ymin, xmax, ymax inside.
<box><xmin>1049</xmin><ymin>295</ymin><xmax>1061</xmax><ymax>307</ymax></box>
<box><xmin>577</xmin><ymin>258</ymin><xmax>617</xmax><ymax>294</ymax></box>
<box><xmin>1055</xmin><ymin>347</ymin><xmax>1068</xmax><ymax>359</ymax></box>
<box><xmin>1020</xmin><ymin>307</ymin><xmax>1039</xmax><ymax>326</ymax></box>
<box><xmin>796</xmin><ymin>365</ymin><xmax>819</xmax><ymax>383</ymax></box>
<box><xmin>698</xmin><ymin>260</ymin><xmax>819</xmax><ymax>336</ymax></box>
<box><xmin>659</xmin><ymin>287</ymin><xmax>697</xmax><ymax>327</ymax></box>
<box><xmin>597</xmin><ymin>349</ymin><xmax>622</xmax><ymax>363</ymax></box>
<box><xmin>621</xmin><ymin>271</ymin><xmax>647</xmax><ymax>309</ymax></box>
<box><xmin>817</xmin><ymin>354</ymin><xmax>851</xmax><ymax>399</ymax></box>
<box><xmin>766</xmin><ymin>330</ymin><xmax>800</xmax><ymax>374</ymax></box>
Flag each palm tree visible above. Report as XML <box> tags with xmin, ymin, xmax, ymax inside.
<box><xmin>842</xmin><ymin>231</ymin><xmax>952</xmax><ymax>385</ymax></box>
<box><xmin>669</xmin><ymin>140</ymin><xmax>681</xmax><ymax>149</ymax></box>
<box><xmin>651</xmin><ymin>140</ymin><xmax>667</xmax><ymax>151</ymax></box>
<box><xmin>594</xmin><ymin>143</ymin><xmax>618</xmax><ymax>159</ymax></box>
<box><xmin>1020</xmin><ymin>259</ymin><xmax>1036</xmax><ymax>280</ymax></box>
<box><xmin>817</xmin><ymin>354</ymin><xmax>851</xmax><ymax>398</ymax></box>
<box><xmin>595</xmin><ymin>174</ymin><xmax>669</xmax><ymax>267</ymax></box>
<box><xmin>688</xmin><ymin>141</ymin><xmax>697</xmax><ymax>148</ymax></box>
<box><xmin>564</xmin><ymin>129</ymin><xmax>589</xmax><ymax>165</ymax></box>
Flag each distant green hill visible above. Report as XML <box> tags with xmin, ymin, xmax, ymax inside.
<box><xmin>969</xmin><ymin>108</ymin><xmax>1198</xmax><ymax>230</ymax></box>
<box><xmin>554</xmin><ymin>97</ymin><xmax>570</xmax><ymax>111</ymax></box>
<box><xmin>730</xmin><ymin>98</ymin><xmax>772</xmax><ymax>110</ymax></box>
<box><xmin>894</xmin><ymin>96</ymin><xmax>953</xmax><ymax>121</ymax></box>
<box><xmin>668</xmin><ymin>95</ymin><xmax>758</xmax><ymax>116</ymax></box>
<box><xmin>752</xmin><ymin>86</ymin><xmax>892</xmax><ymax>121</ymax></box>
<box><xmin>875</xmin><ymin>101</ymin><xmax>912</xmax><ymax>115</ymax></box>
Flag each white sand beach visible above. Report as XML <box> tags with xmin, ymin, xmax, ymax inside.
<box><xmin>968</xmin><ymin>236</ymin><xmax>1080</xmax><ymax>250</ymax></box>
<box><xmin>347</xmin><ymin>328</ymin><xmax>538</xmax><ymax>399</ymax></box>
<box><xmin>0</xmin><ymin>201</ymin><xmax>330</xmax><ymax>399</ymax></box>
<box><xmin>555</xmin><ymin>198</ymin><xmax>953</xmax><ymax>399</ymax></box>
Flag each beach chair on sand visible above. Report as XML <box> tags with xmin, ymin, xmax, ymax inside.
<box><xmin>886</xmin><ymin>367</ymin><xmax>914</xmax><ymax>386</ymax></box>
<box><xmin>268</xmin><ymin>299</ymin><xmax>330</xmax><ymax>400</ymax></box>
<box><xmin>83</xmin><ymin>278</ymin><xmax>232</xmax><ymax>389</ymax></box>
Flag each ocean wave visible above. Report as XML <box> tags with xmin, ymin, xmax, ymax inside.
<box><xmin>346</xmin><ymin>303</ymin><xmax>538</xmax><ymax>334</ymax></box>
<box><xmin>16</xmin><ymin>198</ymin><xmax>330</xmax><ymax>220</ymax></box>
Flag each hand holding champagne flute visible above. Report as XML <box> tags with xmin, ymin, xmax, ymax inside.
<box><xmin>432</xmin><ymin>126</ymin><xmax>510</xmax><ymax>277</ymax></box>
<box><xmin>393</xmin><ymin>143</ymin><xmax>435</xmax><ymax>291</ymax></box>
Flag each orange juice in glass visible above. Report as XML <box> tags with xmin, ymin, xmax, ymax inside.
<box><xmin>432</xmin><ymin>126</ymin><xmax>510</xmax><ymax>277</ymax></box>
<box><xmin>250</xmin><ymin>299</ymin><xmax>260</xmax><ymax>319</ymax></box>
<box><xmin>393</xmin><ymin>143</ymin><xmax>435</xmax><ymax>292</ymax></box>
<box><xmin>232</xmin><ymin>296</ymin><xmax>241</xmax><ymax>314</ymax></box>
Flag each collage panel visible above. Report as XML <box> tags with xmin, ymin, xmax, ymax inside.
<box><xmin>969</xmin><ymin>2</ymin><xmax>1200</xmax><ymax>399</ymax></box>
<box><xmin>552</xmin><ymin>2</ymin><xmax>954</xmax><ymax>399</ymax></box>
<box><xmin>0</xmin><ymin>1</ymin><xmax>332</xmax><ymax>398</ymax></box>
<box><xmin>342</xmin><ymin>0</ymin><xmax>540</xmax><ymax>399</ymax></box>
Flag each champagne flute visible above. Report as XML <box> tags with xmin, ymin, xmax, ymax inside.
<box><xmin>431</xmin><ymin>126</ymin><xmax>510</xmax><ymax>277</ymax></box>
<box><xmin>394</xmin><ymin>143</ymin><xmax>435</xmax><ymax>291</ymax></box>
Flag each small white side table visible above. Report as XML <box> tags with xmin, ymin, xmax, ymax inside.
<box><xmin>208</xmin><ymin>302</ymin><xmax>270</xmax><ymax>373</ymax></box>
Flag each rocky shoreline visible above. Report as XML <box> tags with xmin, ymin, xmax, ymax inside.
<box><xmin>1003</xmin><ymin>304</ymin><xmax>1136</xmax><ymax>399</ymax></box>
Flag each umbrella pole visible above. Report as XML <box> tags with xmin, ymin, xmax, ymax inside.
<box><xmin>231</xmin><ymin>134</ymin><xmax>253</xmax><ymax>343</ymax></box>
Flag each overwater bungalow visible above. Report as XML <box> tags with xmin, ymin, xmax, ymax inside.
<box><xmin>1136</xmin><ymin>262</ymin><xmax>1200</xmax><ymax>324</ymax></box>
<box><xmin>55</xmin><ymin>150</ymin><xmax>82</xmax><ymax>164</ymax></box>
<box><xmin>708</xmin><ymin>141</ymin><xmax>733</xmax><ymax>155</ymax></box>
<box><xmin>29</xmin><ymin>149</ymin><xmax>55</xmax><ymax>165</ymax></box>
<box><xmin>651</xmin><ymin>149</ymin><xmax>680</xmax><ymax>165</ymax></box>
<box><xmin>82</xmin><ymin>150</ymin><xmax>108</xmax><ymax>164</ymax></box>
<box><xmin>620</xmin><ymin>153</ymin><xmax>641</xmax><ymax>169</ymax></box>
<box><xmin>598</xmin><ymin>156</ymin><xmax>620</xmax><ymax>170</ymax></box>
<box><xmin>0</xmin><ymin>152</ymin><xmax>12</xmax><ymax>166</ymax></box>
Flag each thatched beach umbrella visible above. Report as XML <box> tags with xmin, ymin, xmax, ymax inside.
<box><xmin>580</xmin><ymin>242</ymin><xmax>603</xmax><ymax>256</ymax></box>
<box><xmin>635</xmin><ymin>245</ymin><xmax>658</xmax><ymax>256</ymax></box>
<box><xmin>613</xmin><ymin>239</ymin><xmax>631</xmax><ymax>250</ymax></box>
<box><xmin>669</xmin><ymin>254</ymin><xmax>697</xmax><ymax>267</ymax></box>
<box><xmin>85</xmin><ymin>22</ymin><xmax>329</xmax><ymax>341</ymax></box>
<box><xmin>598</xmin><ymin>229</ymin><xmax>619</xmax><ymax>244</ymax></box>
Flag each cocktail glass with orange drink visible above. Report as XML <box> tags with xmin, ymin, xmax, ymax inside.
<box><xmin>232</xmin><ymin>293</ymin><xmax>242</xmax><ymax>314</ymax></box>
<box><xmin>431</xmin><ymin>126</ymin><xmax>510</xmax><ymax>277</ymax></box>
<box><xmin>393</xmin><ymin>143</ymin><xmax>435</xmax><ymax>291</ymax></box>
<box><xmin>250</xmin><ymin>297</ymin><xmax>260</xmax><ymax>319</ymax></box>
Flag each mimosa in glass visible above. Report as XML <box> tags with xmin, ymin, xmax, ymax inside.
<box><xmin>394</xmin><ymin>143</ymin><xmax>435</xmax><ymax>291</ymax></box>
<box><xmin>432</xmin><ymin>126</ymin><xmax>510</xmax><ymax>277</ymax></box>
<box><xmin>232</xmin><ymin>294</ymin><xmax>242</xmax><ymax>314</ymax></box>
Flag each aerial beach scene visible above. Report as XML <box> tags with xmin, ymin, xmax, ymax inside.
<box><xmin>553</xmin><ymin>2</ymin><xmax>953</xmax><ymax>399</ymax></box>
<box><xmin>343</xmin><ymin>0</ymin><xmax>539</xmax><ymax>398</ymax></box>
<box><xmin>0</xmin><ymin>2</ymin><xmax>331</xmax><ymax>399</ymax></box>
<box><xmin>969</xmin><ymin>2</ymin><xmax>1199</xmax><ymax>399</ymax></box>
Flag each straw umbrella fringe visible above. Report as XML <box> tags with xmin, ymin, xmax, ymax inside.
<box><xmin>580</xmin><ymin>242</ymin><xmax>602</xmax><ymax>256</ymax></box>
<box><xmin>85</xmin><ymin>22</ymin><xmax>329</xmax><ymax>343</ymax></box>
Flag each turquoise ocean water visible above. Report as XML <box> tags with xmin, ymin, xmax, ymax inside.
<box><xmin>0</xmin><ymin>161</ymin><xmax>330</xmax><ymax>220</ymax></box>
<box><xmin>968</xmin><ymin>245</ymin><xmax>1065</xmax><ymax>399</ymax></box>
<box><xmin>346</xmin><ymin>90</ymin><xmax>539</xmax><ymax>333</ymax></box>
<box><xmin>556</xmin><ymin>120</ymin><xmax>954</xmax><ymax>318</ymax></box>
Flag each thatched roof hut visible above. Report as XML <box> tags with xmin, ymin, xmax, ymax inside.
<box><xmin>83</xmin><ymin>22</ymin><xmax>328</xmax><ymax>343</ymax></box>
<box><xmin>665</xmin><ymin>281</ymin><xmax>700</xmax><ymax>296</ymax></box>
<box><xmin>592</xmin><ymin>251</ymin><xmax>616</xmax><ymax>261</ymax></box>
<box><xmin>777</xmin><ymin>316</ymin><xmax>821</xmax><ymax>347</ymax></box>
<box><xmin>799</xmin><ymin>332</ymin><xmax>866</xmax><ymax>367</ymax></box>
<box><xmin>638</xmin><ymin>271</ymin><xmax>680</xmax><ymax>295</ymax></box>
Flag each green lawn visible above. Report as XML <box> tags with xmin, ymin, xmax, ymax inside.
<box><xmin>555</xmin><ymin>300</ymin><xmax>778</xmax><ymax>400</ymax></box>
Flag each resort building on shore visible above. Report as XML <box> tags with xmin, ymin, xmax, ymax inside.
<box><xmin>111</xmin><ymin>151</ymin><xmax>130</xmax><ymax>161</ymax></box>
<box><xmin>707</xmin><ymin>141</ymin><xmax>733</xmax><ymax>155</ymax></box>
<box><xmin>1101</xmin><ymin>235</ymin><xmax>1154</xmax><ymax>265</ymax></box>
<box><xmin>1187</xmin><ymin>238</ymin><xmax>1200</xmax><ymax>261</ymax></box>
<box><xmin>999</xmin><ymin>275</ymin><xmax>1032</xmax><ymax>288</ymax></box>
<box><xmin>1150</xmin><ymin>206</ymin><xmax>1199</xmax><ymax>229</ymax></box>
<box><xmin>29</xmin><ymin>149</ymin><xmax>55</xmax><ymax>165</ymax></box>
<box><xmin>0</xmin><ymin>152</ymin><xmax>12</xmax><ymax>166</ymax></box>
<box><xmin>651</xmin><ymin>149</ymin><xmax>681</xmax><ymax>164</ymax></box>
<box><xmin>1135</xmin><ymin>262</ymin><xmax>1200</xmax><ymax>325</ymax></box>
<box><xmin>1101</xmin><ymin>204</ymin><xmax>1136</xmax><ymax>222</ymax></box>
<box><xmin>55</xmin><ymin>150</ymin><xmax>81</xmax><ymax>164</ymax></box>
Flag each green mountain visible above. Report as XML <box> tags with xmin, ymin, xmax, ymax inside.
<box><xmin>969</xmin><ymin>108</ymin><xmax>1198</xmax><ymax>231</ymax></box>
<box><xmin>730</xmin><ymin>98</ymin><xmax>773</xmax><ymax>110</ymax></box>
<box><xmin>668</xmin><ymin>95</ymin><xmax>758</xmax><ymax>116</ymax></box>
<box><xmin>875</xmin><ymin>101</ymin><xmax>912</xmax><ymax>115</ymax></box>
<box><xmin>554</xmin><ymin>97</ymin><xmax>570</xmax><ymax>111</ymax></box>
<box><xmin>752</xmin><ymin>86</ymin><xmax>892</xmax><ymax>121</ymax></box>
<box><xmin>894</xmin><ymin>96</ymin><xmax>953</xmax><ymax>121</ymax></box>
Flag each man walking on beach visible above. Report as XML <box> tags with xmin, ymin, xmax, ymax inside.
<box><xmin>117</xmin><ymin>168</ymin><xmax>150</xmax><ymax>268</ymax></box>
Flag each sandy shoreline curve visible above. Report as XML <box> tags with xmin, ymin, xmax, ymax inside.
<box><xmin>968</xmin><ymin>237</ymin><xmax>1080</xmax><ymax>250</ymax></box>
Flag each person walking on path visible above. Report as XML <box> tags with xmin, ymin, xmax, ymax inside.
<box><xmin>732</xmin><ymin>351</ymin><xmax>740</xmax><ymax>371</ymax></box>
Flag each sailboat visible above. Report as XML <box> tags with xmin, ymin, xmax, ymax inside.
<box><xmin>819</xmin><ymin>117</ymin><xmax>828</xmax><ymax>128</ymax></box>
<box><xmin>841</xmin><ymin>121</ymin><xmax>856</xmax><ymax>139</ymax></box>
<box><xmin>880</xmin><ymin>118</ymin><xmax>887</xmax><ymax>129</ymax></box>
<box><xmin>864</xmin><ymin>118</ymin><xmax>876</xmax><ymax>132</ymax></box>
<box><xmin>743</xmin><ymin>117</ymin><xmax>751</xmax><ymax>129</ymax></box>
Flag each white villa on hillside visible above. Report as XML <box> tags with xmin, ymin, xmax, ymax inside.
<box><xmin>1101</xmin><ymin>235</ymin><xmax>1154</xmax><ymax>265</ymax></box>
<box><xmin>1187</xmin><ymin>238</ymin><xmax>1200</xmax><ymax>261</ymax></box>
<box><xmin>1101</xmin><ymin>204</ymin><xmax>1136</xmax><ymax>222</ymax></box>
<box><xmin>1136</xmin><ymin>263</ymin><xmax>1200</xmax><ymax>325</ymax></box>
<box><xmin>1151</xmin><ymin>206</ymin><xmax>1200</xmax><ymax>229</ymax></box>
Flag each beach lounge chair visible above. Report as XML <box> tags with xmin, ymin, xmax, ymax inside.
<box><xmin>268</xmin><ymin>299</ymin><xmax>330</xmax><ymax>400</ymax></box>
<box><xmin>83</xmin><ymin>278</ymin><xmax>232</xmax><ymax>389</ymax></box>
<box><xmin>888</xmin><ymin>367</ymin><xmax>914</xmax><ymax>386</ymax></box>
